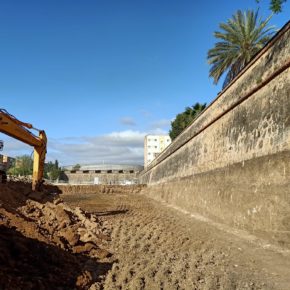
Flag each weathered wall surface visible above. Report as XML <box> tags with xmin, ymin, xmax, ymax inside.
<box><xmin>61</xmin><ymin>172</ymin><xmax>139</xmax><ymax>185</ymax></box>
<box><xmin>58</xmin><ymin>184</ymin><xmax>145</xmax><ymax>195</ymax></box>
<box><xmin>139</xmin><ymin>22</ymin><xmax>290</xmax><ymax>248</ymax></box>
<box><xmin>60</xmin><ymin>165</ymin><xmax>142</xmax><ymax>185</ymax></box>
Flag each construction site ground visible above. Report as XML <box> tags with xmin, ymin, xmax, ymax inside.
<box><xmin>63</xmin><ymin>191</ymin><xmax>290</xmax><ymax>290</ymax></box>
<box><xmin>1</xmin><ymin>182</ymin><xmax>290</xmax><ymax>290</ymax></box>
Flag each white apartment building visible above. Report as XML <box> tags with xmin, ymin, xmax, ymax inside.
<box><xmin>144</xmin><ymin>135</ymin><xmax>171</xmax><ymax>167</ymax></box>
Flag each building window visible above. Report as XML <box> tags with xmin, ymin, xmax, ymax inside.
<box><xmin>95</xmin><ymin>170</ymin><xmax>101</xmax><ymax>173</ymax></box>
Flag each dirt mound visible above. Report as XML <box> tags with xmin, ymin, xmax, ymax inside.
<box><xmin>0</xmin><ymin>182</ymin><xmax>113</xmax><ymax>289</ymax></box>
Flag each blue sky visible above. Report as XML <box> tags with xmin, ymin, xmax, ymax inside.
<box><xmin>0</xmin><ymin>0</ymin><xmax>289</xmax><ymax>165</ymax></box>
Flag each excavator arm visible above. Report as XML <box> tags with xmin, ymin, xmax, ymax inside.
<box><xmin>0</xmin><ymin>109</ymin><xmax>47</xmax><ymax>191</ymax></box>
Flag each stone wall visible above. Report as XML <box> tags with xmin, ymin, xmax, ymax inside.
<box><xmin>61</xmin><ymin>171</ymin><xmax>139</xmax><ymax>185</ymax></box>
<box><xmin>60</xmin><ymin>165</ymin><xmax>142</xmax><ymax>185</ymax></box>
<box><xmin>139</xmin><ymin>22</ymin><xmax>290</xmax><ymax>248</ymax></box>
<box><xmin>58</xmin><ymin>184</ymin><xmax>145</xmax><ymax>195</ymax></box>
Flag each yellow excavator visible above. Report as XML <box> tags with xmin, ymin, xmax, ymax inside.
<box><xmin>0</xmin><ymin>109</ymin><xmax>47</xmax><ymax>191</ymax></box>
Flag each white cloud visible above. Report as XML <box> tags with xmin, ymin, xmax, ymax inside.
<box><xmin>150</xmin><ymin>119</ymin><xmax>171</xmax><ymax>130</ymax></box>
<box><xmin>149</xmin><ymin>128</ymin><xmax>168</xmax><ymax>135</ymax></box>
<box><xmin>120</xmin><ymin>117</ymin><xmax>136</xmax><ymax>126</ymax></box>
<box><xmin>139</xmin><ymin>109</ymin><xmax>151</xmax><ymax>118</ymax></box>
<box><xmin>0</xmin><ymin>130</ymin><xmax>146</xmax><ymax>166</ymax></box>
<box><xmin>0</xmin><ymin>135</ymin><xmax>32</xmax><ymax>156</ymax></box>
<box><xmin>1</xmin><ymin>128</ymin><xmax>173</xmax><ymax>167</ymax></box>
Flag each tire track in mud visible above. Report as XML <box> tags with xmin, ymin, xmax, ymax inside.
<box><xmin>65</xmin><ymin>193</ymin><xmax>290</xmax><ymax>290</ymax></box>
<box><xmin>97</xmin><ymin>195</ymin><xmax>289</xmax><ymax>290</ymax></box>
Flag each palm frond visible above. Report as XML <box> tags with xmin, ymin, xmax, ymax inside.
<box><xmin>207</xmin><ymin>9</ymin><xmax>275</xmax><ymax>87</ymax></box>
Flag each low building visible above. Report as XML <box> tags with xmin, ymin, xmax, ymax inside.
<box><xmin>144</xmin><ymin>135</ymin><xmax>171</xmax><ymax>167</ymax></box>
<box><xmin>60</xmin><ymin>164</ymin><xmax>144</xmax><ymax>185</ymax></box>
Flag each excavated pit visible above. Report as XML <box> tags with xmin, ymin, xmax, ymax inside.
<box><xmin>1</xmin><ymin>182</ymin><xmax>290</xmax><ymax>289</ymax></box>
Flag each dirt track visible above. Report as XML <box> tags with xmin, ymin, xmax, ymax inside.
<box><xmin>64</xmin><ymin>192</ymin><xmax>290</xmax><ymax>290</ymax></box>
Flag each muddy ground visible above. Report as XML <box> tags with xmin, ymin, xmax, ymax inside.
<box><xmin>63</xmin><ymin>192</ymin><xmax>290</xmax><ymax>290</ymax></box>
<box><xmin>1</xmin><ymin>182</ymin><xmax>290</xmax><ymax>289</ymax></box>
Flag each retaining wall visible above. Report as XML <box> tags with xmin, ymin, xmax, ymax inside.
<box><xmin>61</xmin><ymin>172</ymin><xmax>139</xmax><ymax>185</ymax></box>
<box><xmin>139</xmin><ymin>22</ymin><xmax>290</xmax><ymax>248</ymax></box>
<box><xmin>58</xmin><ymin>184</ymin><xmax>145</xmax><ymax>195</ymax></box>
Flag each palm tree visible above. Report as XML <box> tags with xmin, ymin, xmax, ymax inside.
<box><xmin>257</xmin><ymin>0</ymin><xmax>288</xmax><ymax>13</ymax></box>
<box><xmin>207</xmin><ymin>10</ymin><xmax>275</xmax><ymax>87</ymax></box>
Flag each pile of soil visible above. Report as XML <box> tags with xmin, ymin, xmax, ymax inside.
<box><xmin>0</xmin><ymin>181</ymin><xmax>113</xmax><ymax>290</ymax></box>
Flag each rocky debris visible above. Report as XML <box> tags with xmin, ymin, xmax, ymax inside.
<box><xmin>7</xmin><ymin>175</ymin><xmax>33</xmax><ymax>183</ymax></box>
<box><xmin>0</xmin><ymin>181</ymin><xmax>113</xmax><ymax>289</ymax></box>
<box><xmin>18</xmin><ymin>198</ymin><xmax>111</xmax><ymax>259</ymax></box>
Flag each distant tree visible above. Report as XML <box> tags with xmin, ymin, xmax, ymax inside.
<box><xmin>169</xmin><ymin>103</ymin><xmax>206</xmax><ymax>141</ymax></box>
<box><xmin>72</xmin><ymin>164</ymin><xmax>81</xmax><ymax>171</ymax></box>
<box><xmin>8</xmin><ymin>155</ymin><xmax>33</xmax><ymax>176</ymax></box>
<box><xmin>8</xmin><ymin>156</ymin><xmax>62</xmax><ymax>181</ymax></box>
<box><xmin>44</xmin><ymin>161</ymin><xmax>54</xmax><ymax>176</ymax></box>
<box><xmin>207</xmin><ymin>10</ymin><xmax>275</xmax><ymax>87</ymax></box>
<box><xmin>49</xmin><ymin>167</ymin><xmax>61</xmax><ymax>181</ymax></box>
<box><xmin>44</xmin><ymin>159</ymin><xmax>61</xmax><ymax>181</ymax></box>
<box><xmin>256</xmin><ymin>0</ymin><xmax>287</xmax><ymax>13</ymax></box>
<box><xmin>6</xmin><ymin>158</ymin><xmax>15</xmax><ymax>171</ymax></box>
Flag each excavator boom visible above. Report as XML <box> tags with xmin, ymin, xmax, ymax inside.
<box><xmin>0</xmin><ymin>109</ymin><xmax>47</xmax><ymax>191</ymax></box>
